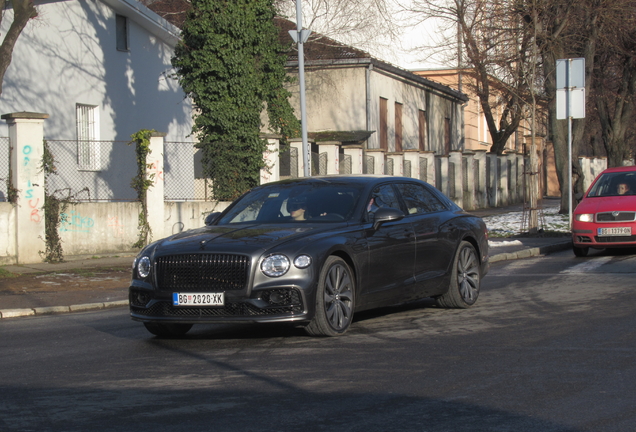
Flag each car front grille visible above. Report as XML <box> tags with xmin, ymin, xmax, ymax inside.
<box><xmin>596</xmin><ymin>212</ymin><xmax>636</xmax><ymax>222</ymax></box>
<box><xmin>594</xmin><ymin>235</ymin><xmax>636</xmax><ymax>243</ymax></box>
<box><xmin>155</xmin><ymin>254</ymin><xmax>250</xmax><ymax>292</ymax></box>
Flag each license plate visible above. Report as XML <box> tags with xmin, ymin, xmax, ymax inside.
<box><xmin>598</xmin><ymin>227</ymin><xmax>632</xmax><ymax>237</ymax></box>
<box><xmin>173</xmin><ymin>292</ymin><xmax>224</xmax><ymax>306</ymax></box>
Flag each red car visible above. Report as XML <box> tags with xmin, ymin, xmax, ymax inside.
<box><xmin>572</xmin><ymin>165</ymin><xmax>636</xmax><ymax>257</ymax></box>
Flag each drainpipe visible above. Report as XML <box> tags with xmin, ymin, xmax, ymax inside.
<box><xmin>366</xmin><ymin>63</ymin><xmax>373</xmax><ymax>141</ymax></box>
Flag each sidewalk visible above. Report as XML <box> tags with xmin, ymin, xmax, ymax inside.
<box><xmin>0</xmin><ymin>203</ymin><xmax>572</xmax><ymax>320</ymax></box>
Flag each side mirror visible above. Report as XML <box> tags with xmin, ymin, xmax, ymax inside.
<box><xmin>204</xmin><ymin>212</ymin><xmax>221</xmax><ymax>226</ymax></box>
<box><xmin>372</xmin><ymin>207</ymin><xmax>405</xmax><ymax>230</ymax></box>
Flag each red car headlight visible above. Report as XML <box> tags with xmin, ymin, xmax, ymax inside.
<box><xmin>575</xmin><ymin>213</ymin><xmax>594</xmax><ymax>223</ymax></box>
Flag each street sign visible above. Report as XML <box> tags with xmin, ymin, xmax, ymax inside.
<box><xmin>556</xmin><ymin>88</ymin><xmax>585</xmax><ymax>119</ymax></box>
<box><xmin>556</xmin><ymin>58</ymin><xmax>586</xmax><ymax>120</ymax></box>
<box><xmin>556</xmin><ymin>58</ymin><xmax>585</xmax><ymax>89</ymax></box>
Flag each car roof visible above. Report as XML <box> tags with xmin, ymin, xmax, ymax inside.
<box><xmin>599</xmin><ymin>165</ymin><xmax>636</xmax><ymax>174</ymax></box>
<box><xmin>257</xmin><ymin>175</ymin><xmax>427</xmax><ymax>187</ymax></box>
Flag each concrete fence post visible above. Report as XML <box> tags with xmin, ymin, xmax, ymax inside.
<box><xmin>366</xmin><ymin>149</ymin><xmax>386</xmax><ymax>175</ymax></box>
<box><xmin>487</xmin><ymin>153</ymin><xmax>499</xmax><ymax>207</ymax></box>
<box><xmin>343</xmin><ymin>145</ymin><xmax>364</xmax><ymax>174</ymax></box>
<box><xmin>318</xmin><ymin>141</ymin><xmax>341</xmax><ymax>175</ymax></box>
<box><xmin>3</xmin><ymin>112</ymin><xmax>49</xmax><ymax>264</ymax></box>
<box><xmin>435</xmin><ymin>155</ymin><xmax>449</xmax><ymax>195</ymax></box>
<box><xmin>462</xmin><ymin>152</ymin><xmax>475</xmax><ymax>210</ymax></box>
<box><xmin>146</xmin><ymin>132</ymin><xmax>165</xmax><ymax>242</ymax></box>
<box><xmin>403</xmin><ymin>150</ymin><xmax>419</xmax><ymax>179</ymax></box>
<box><xmin>449</xmin><ymin>151</ymin><xmax>463</xmax><ymax>207</ymax></box>
<box><xmin>386</xmin><ymin>153</ymin><xmax>404</xmax><ymax>176</ymax></box>
<box><xmin>473</xmin><ymin>150</ymin><xmax>487</xmax><ymax>209</ymax></box>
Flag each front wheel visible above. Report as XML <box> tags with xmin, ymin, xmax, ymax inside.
<box><xmin>305</xmin><ymin>256</ymin><xmax>355</xmax><ymax>337</ymax></box>
<box><xmin>143</xmin><ymin>322</ymin><xmax>193</xmax><ymax>338</ymax></box>
<box><xmin>436</xmin><ymin>241</ymin><xmax>480</xmax><ymax>309</ymax></box>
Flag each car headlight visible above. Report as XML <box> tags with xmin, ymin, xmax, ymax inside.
<box><xmin>136</xmin><ymin>256</ymin><xmax>151</xmax><ymax>278</ymax></box>
<box><xmin>261</xmin><ymin>254</ymin><xmax>290</xmax><ymax>277</ymax></box>
<box><xmin>293</xmin><ymin>255</ymin><xmax>312</xmax><ymax>269</ymax></box>
<box><xmin>575</xmin><ymin>213</ymin><xmax>594</xmax><ymax>222</ymax></box>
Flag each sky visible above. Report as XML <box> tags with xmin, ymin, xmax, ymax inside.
<box><xmin>280</xmin><ymin>1</ymin><xmax>456</xmax><ymax>71</ymax></box>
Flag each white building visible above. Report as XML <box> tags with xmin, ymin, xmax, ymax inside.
<box><xmin>0</xmin><ymin>0</ymin><xmax>194</xmax><ymax>200</ymax></box>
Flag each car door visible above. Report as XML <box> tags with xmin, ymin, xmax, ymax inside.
<box><xmin>394</xmin><ymin>182</ymin><xmax>454</xmax><ymax>297</ymax></box>
<box><xmin>361</xmin><ymin>183</ymin><xmax>415</xmax><ymax>304</ymax></box>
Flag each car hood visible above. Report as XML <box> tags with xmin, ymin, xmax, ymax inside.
<box><xmin>576</xmin><ymin>195</ymin><xmax>636</xmax><ymax>214</ymax></box>
<box><xmin>151</xmin><ymin>224</ymin><xmax>335</xmax><ymax>256</ymax></box>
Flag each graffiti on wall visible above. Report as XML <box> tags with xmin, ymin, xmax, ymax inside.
<box><xmin>59</xmin><ymin>210</ymin><xmax>95</xmax><ymax>233</ymax></box>
<box><xmin>22</xmin><ymin>145</ymin><xmax>42</xmax><ymax>224</ymax></box>
<box><xmin>107</xmin><ymin>216</ymin><xmax>125</xmax><ymax>238</ymax></box>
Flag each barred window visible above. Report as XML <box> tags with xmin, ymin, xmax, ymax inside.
<box><xmin>76</xmin><ymin>104</ymin><xmax>101</xmax><ymax>171</ymax></box>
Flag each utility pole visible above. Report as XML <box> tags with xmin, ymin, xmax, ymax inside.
<box><xmin>556</xmin><ymin>58</ymin><xmax>586</xmax><ymax>226</ymax></box>
<box><xmin>528</xmin><ymin>4</ymin><xmax>539</xmax><ymax>233</ymax></box>
<box><xmin>289</xmin><ymin>1</ymin><xmax>312</xmax><ymax>177</ymax></box>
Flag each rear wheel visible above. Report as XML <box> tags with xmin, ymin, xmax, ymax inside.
<box><xmin>573</xmin><ymin>245</ymin><xmax>589</xmax><ymax>257</ymax></box>
<box><xmin>143</xmin><ymin>322</ymin><xmax>193</xmax><ymax>338</ymax></box>
<box><xmin>436</xmin><ymin>241</ymin><xmax>480</xmax><ymax>309</ymax></box>
<box><xmin>305</xmin><ymin>256</ymin><xmax>355</xmax><ymax>337</ymax></box>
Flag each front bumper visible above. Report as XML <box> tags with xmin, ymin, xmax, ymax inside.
<box><xmin>572</xmin><ymin>228</ymin><xmax>636</xmax><ymax>249</ymax></box>
<box><xmin>129</xmin><ymin>285</ymin><xmax>311</xmax><ymax>325</ymax></box>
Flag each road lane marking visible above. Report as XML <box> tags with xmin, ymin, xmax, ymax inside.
<box><xmin>560</xmin><ymin>256</ymin><xmax>613</xmax><ymax>274</ymax></box>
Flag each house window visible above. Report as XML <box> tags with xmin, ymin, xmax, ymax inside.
<box><xmin>379</xmin><ymin>97</ymin><xmax>388</xmax><ymax>150</ymax></box>
<box><xmin>394</xmin><ymin>102</ymin><xmax>403</xmax><ymax>152</ymax></box>
<box><xmin>444</xmin><ymin>117</ymin><xmax>451</xmax><ymax>155</ymax></box>
<box><xmin>418</xmin><ymin>110</ymin><xmax>428</xmax><ymax>151</ymax></box>
<box><xmin>116</xmin><ymin>15</ymin><xmax>129</xmax><ymax>51</ymax></box>
<box><xmin>76</xmin><ymin>104</ymin><xmax>101</xmax><ymax>171</ymax></box>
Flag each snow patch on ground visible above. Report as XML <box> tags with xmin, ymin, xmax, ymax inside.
<box><xmin>482</xmin><ymin>206</ymin><xmax>570</xmax><ymax>237</ymax></box>
<box><xmin>488</xmin><ymin>240</ymin><xmax>523</xmax><ymax>247</ymax></box>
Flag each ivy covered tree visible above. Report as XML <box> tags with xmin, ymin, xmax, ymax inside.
<box><xmin>172</xmin><ymin>0</ymin><xmax>300</xmax><ymax>201</ymax></box>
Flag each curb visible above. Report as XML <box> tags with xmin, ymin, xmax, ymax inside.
<box><xmin>489</xmin><ymin>240</ymin><xmax>572</xmax><ymax>263</ymax></box>
<box><xmin>0</xmin><ymin>241</ymin><xmax>573</xmax><ymax>320</ymax></box>
<box><xmin>0</xmin><ymin>300</ymin><xmax>128</xmax><ymax>320</ymax></box>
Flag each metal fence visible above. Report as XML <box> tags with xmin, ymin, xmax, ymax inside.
<box><xmin>45</xmin><ymin>140</ymin><xmax>136</xmax><ymax>201</ymax></box>
<box><xmin>164</xmin><ymin>141</ymin><xmax>209</xmax><ymax>201</ymax></box>
<box><xmin>340</xmin><ymin>153</ymin><xmax>352</xmax><ymax>175</ymax></box>
<box><xmin>365</xmin><ymin>155</ymin><xmax>375</xmax><ymax>174</ymax></box>
<box><xmin>44</xmin><ymin>140</ymin><xmax>212</xmax><ymax>202</ymax></box>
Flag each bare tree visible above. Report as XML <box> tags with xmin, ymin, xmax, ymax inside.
<box><xmin>403</xmin><ymin>0</ymin><xmax>537</xmax><ymax>155</ymax></box>
<box><xmin>274</xmin><ymin>0</ymin><xmax>403</xmax><ymax>59</ymax></box>
<box><xmin>528</xmin><ymin>0</ymin><xmax>607</xmax><ymax>212</ymax></box>
<box><xmin>591</xmin><ymin>0</ymin><xmax>636</xmax><ymax>167</ymax></box>
<box><xmin>0</xmin><ymin>0</ymin><xmax>38</xmax><ymax>98</ymax></box>
<box><xmin>406</xmin><ymin>0</ymin><xmax>635</xmax><ymax>212</ymax></box>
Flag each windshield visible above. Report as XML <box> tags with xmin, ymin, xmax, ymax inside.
<box><xmin>588</xmin><ymin>171</ymin><xmax>636</xmax><ymax>197</ymax></box>
<box><xmin>217</xmin><ymin>182</ymin><xmax>363</xmax><ymax>224</ymax></box>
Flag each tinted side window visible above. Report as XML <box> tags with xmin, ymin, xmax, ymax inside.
<box><xmin>367</xmin><ymin>184</ymin><xmax>401</xmax><ymax>216</ymax></box>
<box><xmin>395</xmin><ymin>183</ymin><xmax>447</xmax><ymax>214</ymax></box>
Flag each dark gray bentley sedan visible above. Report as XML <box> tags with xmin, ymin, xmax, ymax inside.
<box><xmin>130</xmin><ymin>175</ymin><xmax>489</xmax><ymax>337</ymax></box>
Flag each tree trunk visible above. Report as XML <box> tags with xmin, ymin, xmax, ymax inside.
<box><xmin>597</xmin><ymin>55</ymin><xmax>636</xmax><ymax>167</ymax></box>
<box><xmin>0</xmin><ymin>0</ymin><xmax>38</xmax><ymax>97</ymax></box>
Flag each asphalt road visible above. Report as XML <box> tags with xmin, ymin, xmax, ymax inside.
<box><xmin>1</xmin><ymin>248</ymin><xmax>635</xmax><ymax>432</ymax></box>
